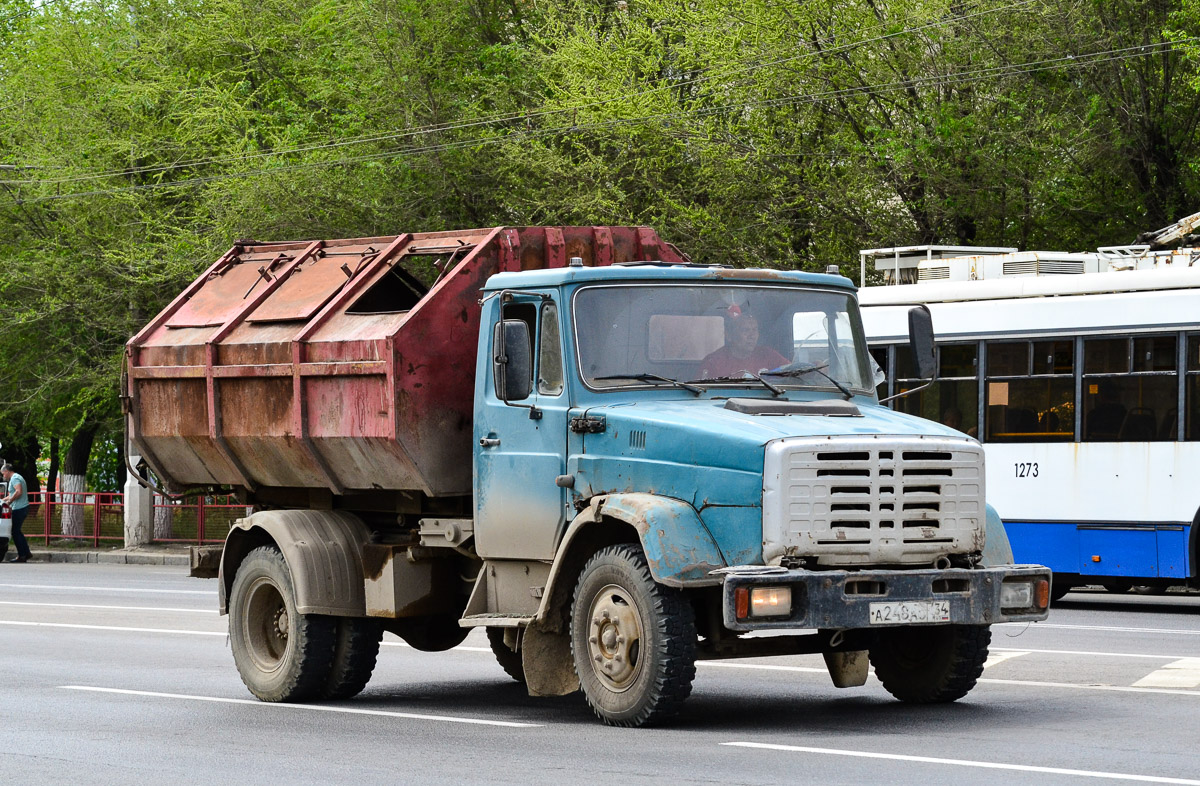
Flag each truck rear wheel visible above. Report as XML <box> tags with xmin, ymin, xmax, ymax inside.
<box><xmin>570</xmin><ymin>544</ymin><xmax>696</xmax><ymax>727</ymax></box>
<box><xmin>323</xmin><ymin>617</ymin><xmax>383</xmax><ymax>699</ymax></box>
<box><xmin>869</xmin><ymin>623</ymin><xmax>991</xmax><ymax>703</ymax></box>
<box><xmin>486</xmin><ymin>627</ymin><xmax>526</xmax><ymax>684</ymax></box>
<box><xmin>229</xmin><ymin>546</ymin><xmax>335</xmax><ymax>702</ymax></box>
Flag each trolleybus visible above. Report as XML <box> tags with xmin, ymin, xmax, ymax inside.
<box><xmin>859</xmin><ymin>243</ymin><xmax>1200</xmax><ymax>597</ymax></box>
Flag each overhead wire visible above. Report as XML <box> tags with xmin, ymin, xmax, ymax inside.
<box><xmin>8</xmin><ymin>35</ymin><xmax>1193</xmax><ymax>205</ymax></box>
<box><xmin>1</xmin><ymin>0</ymin><xmax>1046</xmax><ymax>187</ymax></box>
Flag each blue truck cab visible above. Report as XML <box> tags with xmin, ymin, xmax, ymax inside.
<box><xmin>468</xmin><ymin>260</ymin><xmax>1050</xmax><ymax>726</ymax></box>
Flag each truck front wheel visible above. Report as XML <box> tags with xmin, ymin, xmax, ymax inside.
<box><xmin>486</xmin><ymin>627</ymin><xmax>526</xmax><ymax>684</ymax></box>
<box><xmin>570</xmin><ymin>544</ymin><xmax>697</xmax><ymax>727</ymax></box>
<box><xmin>869</xmin><ymin>623</ymin><xmax>991</xmax><ymax>703</ymax></box>
<box><xmin>229</xmin><ymin>546</ymin><xmax>336</xmax><ymax>702</ymax></box>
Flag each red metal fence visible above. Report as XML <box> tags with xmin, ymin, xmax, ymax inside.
<box><xmin>24</xmin><ymin>491</ymin><xmax>240</xmax><ymax>546</ymax></box>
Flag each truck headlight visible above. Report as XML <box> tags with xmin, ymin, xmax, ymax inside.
<box><xmin>734</xmin><ymin>585</ymin><xmax>794</xmax><ymax>619</ymax></box>
<box><xmin>1001</xmin><ymin>579</ymin><xmax>1050</xmax><ymax>611</ymax></box>
<box><xmin>750</xmin><ymin>586</ymin><xmax>792</xmax><ymax>617</ymax></box>
<box><xmin>1001</xmin><ymin>582</ymin><xmax>1033</xmax><ymax>609</ymax></box>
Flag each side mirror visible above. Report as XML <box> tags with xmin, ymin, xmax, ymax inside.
<box><xmin>907</xmin><ymin>305</ymin><xmax>936</xmax><ymax>380</ymax></box>
<box><xmin>494</xmin><ymin>320</ymin><xmax>533</xmax><ymax>402</ymax></box>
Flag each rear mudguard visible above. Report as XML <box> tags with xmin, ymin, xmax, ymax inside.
<box><xmin>219</xmin><ymin>509</ymin><xmax>371</xmax><ymax>616</ymax></box>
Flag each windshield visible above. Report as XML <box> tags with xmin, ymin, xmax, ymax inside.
<box><xmin>574</xmin><ymin>284</ymin><xmax>873</xmax><ymax>393</ymax></box>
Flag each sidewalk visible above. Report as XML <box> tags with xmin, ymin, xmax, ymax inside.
<box><xmin>21</xmin><ymin>544</ymin><xmax>192</xmax><ymax>567</ymax></box>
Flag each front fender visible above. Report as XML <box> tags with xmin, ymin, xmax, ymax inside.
<box><xmin>982</xmin><ymin>503</ymin><xmax>1015</xmax><ymax>567</ymax></box>
<box><xmin>585</xmin><ymin>493</ymin><xmax>727</xmax><ymax>587</ymax></box>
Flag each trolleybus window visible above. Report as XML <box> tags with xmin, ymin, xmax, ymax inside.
<box><xmin>1082</xmin><ymin>335</ymin><xmax>1177</xmax><ymax>442</ymax></box>
<box><xmin>985</xmin><ymin>340</ymin><xmax>1074</xmax><ymax>443</ymax></box>
<box><xmin>894</xmin><ymin>343</ymin><xmax>978</xmax><ymax>436</ymax></box>
<box><xmin>869</xmin><ymin>347</ymin><xmax>888</xmax><ymax>399</ymax></box>
<box><xmin>1187</xmin><ymin>334</ymin><xmax>1200</xmax><ymax>441</ymax></box>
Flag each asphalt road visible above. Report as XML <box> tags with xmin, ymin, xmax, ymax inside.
<box><xmin>2</xmin><ymin>563</ymin><xmax>1199</xmax><ymax>785</ymax></box>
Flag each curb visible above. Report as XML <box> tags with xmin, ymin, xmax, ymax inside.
<box><xmin>24</xmin><ymin>550</ymin><xmax>191</xmax><ymax>567</ymax></box>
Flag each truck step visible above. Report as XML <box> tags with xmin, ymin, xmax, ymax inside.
<box><xmin>458</xmin><ymin>613</ymin><xmax>535</xmax><ymax>628</ymax></box>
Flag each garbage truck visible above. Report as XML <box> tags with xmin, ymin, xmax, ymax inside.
<box><xmin>125</xmin><ymin>225</ymin><xmax>1050</xmax><ymax>727</ymax></box>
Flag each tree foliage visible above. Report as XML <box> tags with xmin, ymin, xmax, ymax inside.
<box><xmin>0</xmin><ymin>0</ymin><xmax>1198</xmax><ymax>487</ymax></box>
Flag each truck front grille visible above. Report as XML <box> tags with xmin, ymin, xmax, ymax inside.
<box><xmin>762</xmin><ymin>436</ymin><xmax>985</xmax><ymax>566</ymax></box>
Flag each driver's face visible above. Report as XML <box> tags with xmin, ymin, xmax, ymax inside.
<box><xmin>731</xmin><ymin>317</ymin><xmax>759</xmax><ymax>355</ymax></box>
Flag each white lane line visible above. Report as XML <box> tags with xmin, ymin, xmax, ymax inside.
<box><xmin>0</xmin><ymin>600</ymin><xmax>217</xmax><ymax>614</ymax></box>
<box><xmin>1134</xmin><ymin>658</ymin><xmax>1200</xmax><ymax>689</ymax></box>
<box><xmin>0</xmin><ymin>583</ymin><xmax>212</xmax><ymax>595</ymax></box>
<box><xmin>699</xmin><ymin>662</ymin><xmax>826</xmax><ymax>674</ymax></box>
<box><xmin>979</xmin><ymin>677</ymin><xmax>1200</xmax><ymax>697</ymax></box>
<box><xmin>60</xmin><ymin>686</ymin><xmax>541</xmax><ymax>728</ymax></box>
<box><xmin>999</xmin><ymin>622</ymin><xmax>1200</xmax><ymax>636</ymax></box>
<box><xmin>721</xmin><ymin>742</ymin><xmax>1200</xmax><ymax>785</ymax></box>
<box><xmin>0</xmin><ymin>620</ymin><xmax>223</xmax><ymax>636</ymax></box>
<box><xmin>983</xmin><ymin>650</ymin><xmax>1028</xmax><ymax>669</ymax></box>
<box><xmin>4</xmin><ymin>624</ymin><xmax>1195</xmax><ymax>696</ymax></box>
<box><xmin>993</xmin><ymin>647</ymin><xmax>1191</xmax><ymax>661</ymax></box>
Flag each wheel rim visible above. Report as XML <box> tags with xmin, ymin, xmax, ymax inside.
<box><xmin>242</xmin><ymin>576</ymin><xmax>290</xmax><ymax>673</ymax></box>
<box><xmin>585</xmin><ymin>584</ymin><xmax>644</xmax><ymax>692</ymax></box>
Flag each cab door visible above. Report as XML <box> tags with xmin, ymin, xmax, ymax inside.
<box><xmin>474</xmin><ymin>296</ymin><xmax>571</xmax><ymax>560</ymax></box>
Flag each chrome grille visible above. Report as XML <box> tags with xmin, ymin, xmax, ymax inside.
<box><xmin>763</xmin><ymin>436</ymin><xmax>985</xmax><ymax>566</ymax></box>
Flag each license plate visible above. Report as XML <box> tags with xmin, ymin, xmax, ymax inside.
<box><xmin>868</xmin><ymin>600</ymin><xmax>951</xmax><ymax>625</ymax></box>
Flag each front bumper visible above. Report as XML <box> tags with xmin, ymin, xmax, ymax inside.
<box><xmin>719</xmin><ymin>564</ymin><xmax>1051</xmax><ymax>632</ymax></box>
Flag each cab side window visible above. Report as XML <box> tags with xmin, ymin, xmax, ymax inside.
<box><xmin>538</xmin><ymin>301</ymin><xmax>564</xmax><ymax>396</ymax></box>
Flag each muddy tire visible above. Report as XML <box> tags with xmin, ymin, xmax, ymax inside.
<box><xmin>869</xmin><ymin>624</ymin><xmax>991</xmax><ymax>703</ymax></box>
<box><xmin>486</xmin><ymin>627</ymin><xmax>526</xmax><ymax>684</ymax></box>
<box><xmin>229</xmin><ymin>546</ymin><xmax>335</xmax><ymax>702</ymax></box>
<box><xmin>323</xmin><ymin>617</ymin><xmax>383</xmax><ymax>699</ymax></box>
<box><xmin>570</xmin><ymin>544</ymin><xmax>696</xmax><ymax>727</ymax></box>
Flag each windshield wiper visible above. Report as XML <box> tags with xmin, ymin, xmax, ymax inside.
<box><xmin>762</xmin><ymin>362</ymin><xmax>854</xmax><ymax>401</ymax></box>
<box><xmin>594</xmin><ymin>373</ymin><xmax>705</xmax><ymax>396</ymax></box>
<box><xmin>691</xmin><ymin>372</ymin><xmax>784</xmax><ymax>397</ymax></box>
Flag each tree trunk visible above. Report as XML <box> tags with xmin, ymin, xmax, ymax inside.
<box><xmin>153</xmin><ymin>494</ymin><xmax>174</xmax><ymax>540</ymax></box>
<box><xmin>60</xmin><ymin>425</ymin><xmax>97</xmax><ymax>538</ymax></box>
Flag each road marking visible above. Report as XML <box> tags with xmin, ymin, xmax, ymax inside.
<box><xmin>698</xmin><ymin>661</ymin><xmax>826</xmax><ymax>674</ymax></box>
<box><xmin>0</xmin><ymin>583</ymin><xmax>212</xmax><ymax>595</ymax></box>
<box><xmin>0</xmin><ymin>600</ymin><xmax>217</xmax><ymax>614</ymax></box>
<box><xmin>979</xmin><ymin>676</ymin><xmax>1200</xmax><ymax>697</ymax></box>
<box><xmin>721</xmin><ymin>742</ymin><xmax>1200</xmax><ymax>784</ymax></box>
<box><xmin>60</xmin><ymin>686</ymin><xmax>541</xmax><ymax>728</ymax></box>
<box><xmin>1133</xmin><ymin>658</ymin><xmax>1200</xmax><ymax>689</ymax></box>
<box><xmin>999</xmin><ymin>622</ymin><xmax>1200</xmax><ymax>636</ymax></box>
<box><xmin>0</xmin><ymin>620</ymin><xmax>223</xmax><ymax>636</ymax></box>
<box><xmin>993</xmin><ymin>646</ymin><xmax>1188</xmax><ymax>660</ymax></box>
<box><xmin>12</xmin><ymin>620</ymin><xmax>1200</xmax><ymax>698</ymax></box>
<box><xmin>983</xmin><ymin>650</ymin><xmax>1028</xmax><ymax>669</ymax></box>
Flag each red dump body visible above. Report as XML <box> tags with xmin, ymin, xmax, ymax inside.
<box><xmin>126</xmin><ymin>226</ymin><xmax>685</xmax><ymax>498</ymax></box>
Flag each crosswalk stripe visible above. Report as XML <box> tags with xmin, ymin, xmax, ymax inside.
<box><xmin>983</xmin><ymin>650</ymin><xmax>1029</xmax><ymax>669</ymax></box>
<box><xmin>1133</xmin><ymin>658</ymin><xmax>1200</xmax><ymax>689</ymax></box>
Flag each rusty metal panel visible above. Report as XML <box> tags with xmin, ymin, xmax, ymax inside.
<box><xmin>128</xmin><ymin>226</ymin><xmax>684</xmax><ymax>498</ymax></box>
<box><xmin>166</xmin><ymin>253</ymin><xmax>286</xmax><ymax>328</ymax></box>
<box><xmin>248</xmin><ymin>242</ymin><xmax>382</xmax><ymax>323</ymax></box>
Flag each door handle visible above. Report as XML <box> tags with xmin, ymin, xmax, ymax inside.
<box><xmin>479</xmin><ymin>437</ymin><xmax>501</xmax><ymax>448</ymax></box>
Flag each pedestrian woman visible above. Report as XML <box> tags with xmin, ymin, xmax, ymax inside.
<box><xmin>1</xmin><ymin>463</ymin><xmax>32</xmax><ymax>563</ymax></box>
